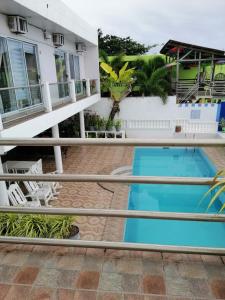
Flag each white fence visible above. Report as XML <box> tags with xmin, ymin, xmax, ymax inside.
<box><xmin>121</xmin><ymin>119</ymin><xmax>218</xmax><ymax>134</ymax></box>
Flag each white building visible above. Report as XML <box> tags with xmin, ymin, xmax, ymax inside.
<box><xmin>0</xmin><ymin>0</ymin><xmax>100</xmax><ymax>205</ymax></box>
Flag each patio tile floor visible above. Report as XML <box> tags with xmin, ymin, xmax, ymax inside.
<box><xmin>0</xmin><ymin>145</ymin><xmax>224</xmax><ymax>298</ymax></box>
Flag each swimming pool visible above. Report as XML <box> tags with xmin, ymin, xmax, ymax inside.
<box><xmin>124</xmin><ymin>147</ymin><xmax>225</xmax><ymax>248</ymax></box>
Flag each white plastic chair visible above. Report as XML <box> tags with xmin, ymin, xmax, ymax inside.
<box><xmin>23</xmin><ymin>173</ymin><xmax>54</xmax><ymax>207</ymax></box>
<box><xmin>31</xmin><ymin>159</ymin><xmax>62</xmax><ymax>195</ymax></box>
<box><xmin>8</xmin><ymin>183</ymin><xmax>41</xmax><ymax>207</ymax></box>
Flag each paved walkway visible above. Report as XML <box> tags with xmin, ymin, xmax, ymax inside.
<box><xmin>0</xmin><ymin>145</ymin><xmax>225</xmax><ymax>299</ymax></box>
<box><xmin>0</xmin><ymin>245</ymin><xmax>224</xmax><ymax>299</ymax></box>
<box><xmin>47</xmin><ymin>145</ymin><xmax>133</xmax><ymax>242</ymax></box>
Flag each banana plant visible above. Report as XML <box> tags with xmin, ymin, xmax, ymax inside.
<box><xmin>201</xmin><ymin>170</ymin><xmax>225</xmax><ymax>213</ymax></box>
<box><xmin>100</xmin><ymin>62</ymin><xmax>135</xmax><ymax>120</ymax></box>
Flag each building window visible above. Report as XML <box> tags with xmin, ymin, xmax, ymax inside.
<box><xmin>69</xmin><ymin>54</ymin><xmax>80</xmax><ymax>80</ymax></box>
<box><xmin>190</xmin><ymin>109</ymin><xmax>201</xmax><ymax>119</ymax></box>
<box><xmin>0</xmin><ymin>37</ymin><xmax>14</xmax><ymax>114</ymax></box>
<box><xmin>54</xmin><ymin>50</ymin><xmax>69</xmax><ymax>98</ymax></box>
<box><xmin>0</xmin><ymin>37</ymin><xmax>41</xmax><ymax>115</ymax></box>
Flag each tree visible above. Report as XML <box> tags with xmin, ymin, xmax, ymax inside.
<box><xmin>134</xmin><ymin>56</ymin><xmax>171</xmax><ymax>103</ymax></box>
<box><xmin>98</xmin><ymin>29</ymin><xmax>156</xmax><ymax>56</ymax></box>
<box><xmin>100</xmin><ymin>62</ymin><xmax>135</xmax><ymax>121</ymax></box>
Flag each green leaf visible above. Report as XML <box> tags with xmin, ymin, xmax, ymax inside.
<box><xmin>207</xmin><ymin>185</ymin><xmax>225</xmax><ymax>211</ymax></box>
<box><xmin>200</xmin><ymin>180</ymin><xmax>225</xmax><ymax>204</ymax></box>
<box><xmin>119</xmin><ymin>62</ymin><xmax>128</xmax><ymax>78</ymax></box>
<box><xmin>219</xmin><ymin>202</ymin><xmax>225</xmax><ymax>212</ymax></box>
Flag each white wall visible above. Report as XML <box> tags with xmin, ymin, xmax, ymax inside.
<box><xmin>0</xmin><ymin>12</ymin><xmax>99</xmax><ymax>84</ymax></box>
<box><xmin>0</xmin><ymin>94</ymin><xmax>100</xmax><ymax>153</ymax></box>
<box><xmin>89</xmin><ymin>96</ymin><xmax>218</xmax><ymax>122</ymax></box>
<box><xmin>9</xmin><ymin>0</ymin><xmax>98</xmax><ymax>45</ymax></box>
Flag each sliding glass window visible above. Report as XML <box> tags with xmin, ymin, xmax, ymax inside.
<box><xmin>0</xmin><ymin>37</ymin><xmax>42</xmax><ymax>116</ymax></box>
<box><xmin>0</xmin><ymin>37</ymin><xmax>15</xmax><ymax>114</ymax></box>
<box><xmin>54</xmin><ymin>50</ymin><xmax>69</xmax><ymax>98</ymax></box>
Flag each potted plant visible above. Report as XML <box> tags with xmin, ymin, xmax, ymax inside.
<box><xmin>96</xmin><ymin>117</ymin><xmax>105</xmax><ymax>131</ymax></box>
<box><xmin>0</xmin><ymin>214</ymin><xmax>80</xmax><ymax>240</ymax></box>
<box><xmin>89</xmin><ymin>114</ymin><xmax>97</xmax><ymax>131</ymax></box>
<box><xmin>219</xmin><ymin>118</ymin><xmax>225</xmax><ymax>132</ymax></box>
<box><xmin>49</xmin><ymin>216</ymin><xmax>79</xmax><ymax>240</ymax></box>
<box><xmin>175</xmin><ymin>125</ymin><xmax>182</xmax><ymax>133</ymax></box>
<box><xmin>106</xmin><ymin>118</ymin><xmax>114</xmax><ymax>131</ymax></box>
<box><xmin>114</xmin><ymin>119</ymin><xmax>122</xmax><ymax>131</ymax></box>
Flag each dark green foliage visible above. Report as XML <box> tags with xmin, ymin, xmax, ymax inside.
<box><xmin>98</xmin><ymin>29</ymin><xmax>155</xmax><ymax>56</ymax></box>
<box><xmin>133</xmin><ymin>56</ymin><xmax>171</xmax><ymax>103</ymax></box>
<box><xmin>0</xmin><ymin>214</ymin><xmax>75</xmax><ymax>239</ymax></box>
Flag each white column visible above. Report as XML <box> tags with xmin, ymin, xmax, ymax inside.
<box><xmin>79</xmin><ymin>110</ymin><xmax>85</xmax><ymax>138</ymax></box>
<box><xmin>86</xmin><ymin>78</ymin><xmax>91</xmax><ymax>97</ymax></box>
<box><xmin>69</xmin><ymin>79</ymin><xmax>76</xmax><ymax>102</ymax></box>
<box><xmin>95</xmin><ymin>78</ymin><xmax>100</xmax><ymax>94</ymax></box>
<box><xmin>0</xmin><ymin>116</ymin><xmax>8</xmax><ymax>205</ymax></box>
<box><xmin>43</xmin><ymin>81</ymin><xmax>52</xmax><ymax>112</ymax></box>
<box><xmin>0</xmin><ymin>157</ymin><xmax>9</xmax><ymax>206</ymax></box>
<box><xmin>0</xmin><ymin>114</ymin><xmax>3</xmax><ymax>131</ymax></box>
<box><xmin>52</xmin><ymin>125</ymin><xmax>63</xmax><ymax>173</ymax></box>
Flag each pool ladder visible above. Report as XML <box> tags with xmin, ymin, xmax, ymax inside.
<box><xmin>185</xmin><ymin>133</ymin><xmax>196</xmax><ymax>152</ymax></box>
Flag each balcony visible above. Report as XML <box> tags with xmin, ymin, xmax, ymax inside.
<box><xmin>0</xmin><ymin>137</ymin><xmax>224</xmax><ymax>298</ymax></box>
<box><xmin>0</xmin><ymin>79</ymin><xmax>99</xmax><ymax>129</ymax></box>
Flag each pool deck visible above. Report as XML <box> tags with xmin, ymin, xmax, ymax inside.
<box><xmin>0</xmin><ymin>145</ymin><xmax>225</xmax><ymax>299</ymax></box>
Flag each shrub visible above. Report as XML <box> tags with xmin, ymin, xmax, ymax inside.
<box><xmin>0</xmin><ymin>214</ymin><xmax>76</xmax><ymax>239</ymax></box>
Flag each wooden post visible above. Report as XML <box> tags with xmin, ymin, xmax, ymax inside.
<box><xmin>197</xmin><ymin>52</ymin><xmax>201</xmax><ymax>83</ymax></box>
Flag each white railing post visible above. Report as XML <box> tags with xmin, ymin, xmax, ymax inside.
<box><xmin>0</xmin><ymin>157</ymin><xmax>9</xmax><ymax>206</ymax></box>
<box><xmin>69</xmin><ymin>80</ymin><xmax>76</xmax><ymax>103</ymax></box>
<box><xmin>86</xmin><ymin>79</ymin><xmax>91</xmax><ymax>97</ymax></box>
<box><xmin>52</xmin><ymin>125</ymin><xmax>63</xmax><ymax>173</ymax></box>
<box><xmin>42</xmin><ymin>82</ymin><xmax>52</xmax><ymax>112</ymax></box>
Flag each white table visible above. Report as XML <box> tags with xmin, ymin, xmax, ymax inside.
<box><xmin>3</xmin><ymin>161</ymin><xmax>37</xmax><ymax>173</ymax></box>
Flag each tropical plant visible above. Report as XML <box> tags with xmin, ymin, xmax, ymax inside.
<box><xmin>114</xmin><ymin>119</ymin><xmax>122</xmax><ymax>131</ymax></box>
<box><xmin>134</xmin><ymin>56</ymin><xmax>171</xmax><ymax>103</ymax></box>
<box><xmin>201</xmin><ymin>170</ymin><xmax>225</xmax><ymax>212</ymax></box>
<box><xmin>0</xmin><ymin>213</ymin><xmax>20</xmax><ymax>236</ymax></box>
<box><xmin>106</xmin><ymin>118</ymin><xmax>114</xmax><ymax>130</ymax></box>
<box><xmin>96</xmin><ymin>117</ymin><xmax>106</xmax><ymax>130</ymax></box>
<box><xmin>11</xmin><ymin>214</ymin><xmax>49</xmax><ymax>238</ymax></box>
<box><xmin>100</xmin><ymin>61</ymin><xmax>135</xmax><ymax>120</ymax></box>
<box><xmin>0</xmin><ymin>214</ymin><xmax>77</xmax><ymax>239</ymax></box>
<box><xmin>49</xmin><ymin>216</ymin><xmax>75</xmax><ymax>239</ymax></box>
<box><xmin>219</xmin><ymin>118</ymin><xmax>225</xmax><ymax>129</ymax></box>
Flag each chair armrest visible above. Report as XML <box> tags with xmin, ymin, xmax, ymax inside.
<box><xmin>46</xmin><ymin>170</ymin><xmax>57</xmax><ymax>175</ymax></box>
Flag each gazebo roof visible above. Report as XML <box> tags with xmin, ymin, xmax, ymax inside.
<box><xmin>160</xmin><ymin>40</ymin><xmax>225</xmax><ymax>59</ymax></box>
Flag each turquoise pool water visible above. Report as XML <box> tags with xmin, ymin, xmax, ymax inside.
<box><xmin>124</xmin><ymin>147</ymin><xmax>225</xmax><ymax>247</ymax></box>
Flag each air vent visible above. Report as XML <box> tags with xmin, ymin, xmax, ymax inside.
<box><xmin>8</xmin><ymin>16</ymin><xmax>28</xmax><ymax>34</ymax></box>
<box><xmin>75</xmin><ymin>42</ymin><xmax>86</xmax><ymax>54</ymax></box>
<box><xmin>52</xmin><ymin>33</ymin><xmax>64</xmax><ymax>47</ymax></box>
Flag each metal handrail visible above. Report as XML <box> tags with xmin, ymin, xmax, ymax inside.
<box><xmin>0</xmin><ymin>173</ymin><xmax>223</xmax><ymax>186</ymax></box>
<box><xmin>0</xmin><ymin>207</ymin><xmax>224</xmax><ymax>222</ymax></box>
<box><xmin>48</xmin><ymin>81</ymin><xmax>70</xmax><ymax>86</ymax></box>
<box><xmin>0</xmin><ymin>84</ymin><xmax>43</xmax><ymax>91</ymax></box>
<box><xmin>0</xmin><ymin>138</ymin><xmax>225</xmax><ymax>147</ymax></box>
<box><xmin>0</xmin><ymin>237</ymin><xmax>224</xmax><ymax>255</ymax></box>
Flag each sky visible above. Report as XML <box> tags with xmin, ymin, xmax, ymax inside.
<box><xmin>62</xmin><ymin>0</ymin><xmax>225</xmax><ymax>53</ymax></box>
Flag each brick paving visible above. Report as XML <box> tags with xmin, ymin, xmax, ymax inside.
<box><xmin>0</xmin><ymin>145</ymin><xmax>225</xmax><ymax>299</ymax></box>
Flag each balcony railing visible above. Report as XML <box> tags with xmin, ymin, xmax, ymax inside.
<box><xmin>0</xmin><ymin>137</ymin><xmax>225</xmax><ymax>255</ymax></box>
<box><xmin>0</xmin><ymin>79</ymin><xmax>99</xmax><ymax>127</ymax></box>
<box><xmin>0</xmin><ymin>84</ymin><xmax>44</xmax><ymax>123</ymax></box>
<box><xmin>121</xmin><ymin>119</ymin><xmax>218</xmax><ymax>133</ymax></box>
<box><xmin>90</xmin><ymin>79</ymin><xmax>98</xmax><ymax>95</ymax></box>
<box><xmin>49</xmin><ymin>82</ymin><xmax>70</xmax><ymax>107</ymax></box>
<box><xmin>75</xmin><ymin>80</ymin><xmax>87</xmax><ymax>100</ymax></box>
